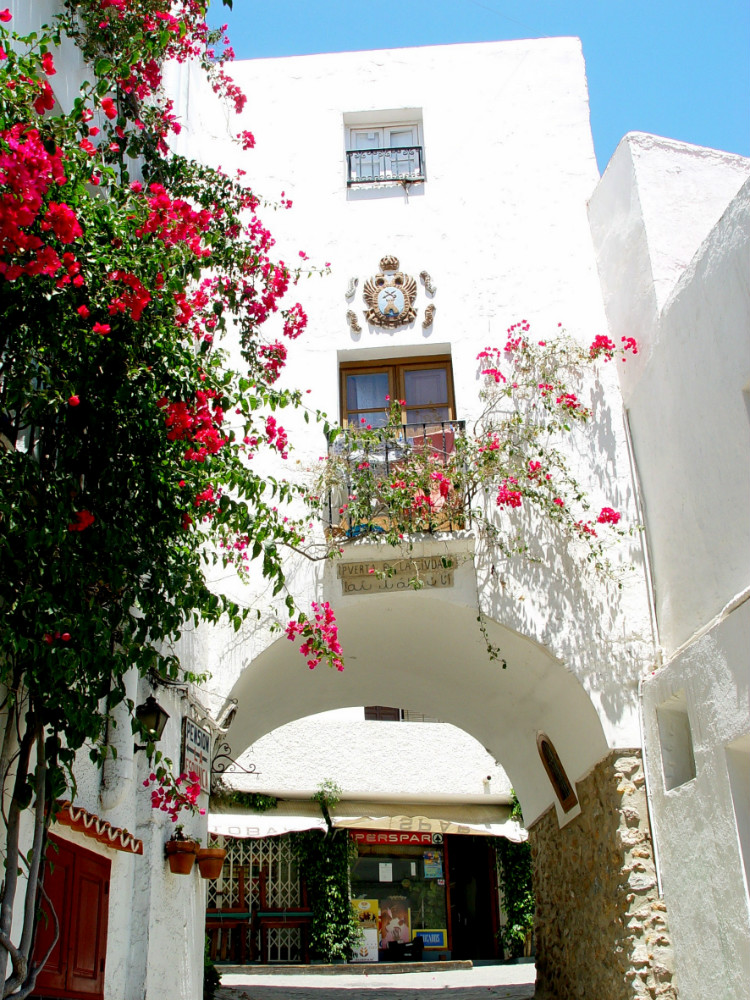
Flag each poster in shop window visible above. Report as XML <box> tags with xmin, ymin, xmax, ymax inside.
<box><xmin>351</xmin><ymin>899</ymin><xmax>379</xmax><ymax>963</ymax></box>
<box><xmin>378</xmin><ymin>898</ymin><xmax>411</xmax><ymax>945</ymax></box>
<box><xmin>423</xmin><ymin>849</ymin><xmax>443</xmax><ymax>878</ymax></box>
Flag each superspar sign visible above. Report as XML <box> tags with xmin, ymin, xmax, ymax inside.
<box><xmin>350</xmin><ymin>831</ymin><xmax>444</xmax><ymax>846</ymax></box>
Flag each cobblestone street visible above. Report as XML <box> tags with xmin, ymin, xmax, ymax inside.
<box><xmin>217</xmin><ymin>963</ymin><xmax>536</xmax><ymax>1000</ymax></box>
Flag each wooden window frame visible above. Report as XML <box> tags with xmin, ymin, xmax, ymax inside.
<box><xmin>339</xmin><ymin>355</ymin><xmax>455</xmax><ymax>429</ymax></box>
<box><xmin>537</xmin><ymin>734</ymin><xmax>578</xmax><ymax>813</ymax></box>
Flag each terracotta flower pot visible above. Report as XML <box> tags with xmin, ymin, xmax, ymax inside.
<box><xmin>196</xmin><ymin>847</ymin><xmax>227</xmax><ymax>880</ymax></box>
<box><xmin>165</xmin><ymin>839</ymin><xmax>198</xmax><ymax>875</ymax></box>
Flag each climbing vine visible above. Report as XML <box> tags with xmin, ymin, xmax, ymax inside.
<box><xmin>495</xmin><ymin>794</ymin><xmax>534</xmax><ymax>960</ymax></box>
<box><xmin>289</xmin><ymin>782</ymin><xmax>360</xmax><ymax>962</ymax></box>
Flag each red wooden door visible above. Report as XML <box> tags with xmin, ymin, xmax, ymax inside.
<box><xmin>33</xmin><ymin>834</ymin><xmax>110</xmax><ymax>1000</ymax></box>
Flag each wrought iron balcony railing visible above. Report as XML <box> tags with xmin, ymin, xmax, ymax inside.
<box><xmin>346</xmin><ymin>146</ymin><xmax>425</xmax><ymax>186</ymax></box>
<box><xmin>325</xmin><ymin>419</ymin><xmax>468</xmax><ymax>537</ymax></box>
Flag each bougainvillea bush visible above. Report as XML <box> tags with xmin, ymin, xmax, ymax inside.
<box><xmin>0</xmin><ymin>2</ymin><xmax>325</xmax><ymax>992</ymax></box>
<box><xmin>319</xmin><ymin>322</ymin><xmax>637</xmax><ymax>570</ymax></box>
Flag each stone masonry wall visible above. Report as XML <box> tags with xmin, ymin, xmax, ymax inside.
<box><xmin>529</xmin><ymin>750</ymin><xmax>677</xmax><ymax>1000</ymax></box>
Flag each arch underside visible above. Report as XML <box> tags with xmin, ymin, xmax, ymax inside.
<box><xmin>225</xmin><ymin>591</ymin><xmax>610</xmax><ymax>826</ymax></box>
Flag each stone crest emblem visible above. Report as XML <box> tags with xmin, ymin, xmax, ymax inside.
<box><xmin>363</xmin><ymin>255</ymin><xmax>417</xmax><ymax>328</ymax></box>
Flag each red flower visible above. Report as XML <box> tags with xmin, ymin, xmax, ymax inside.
<box><xmin>41</xmin><ymin>52</ymin><xmax>56</xmax><ymax>76</ymax></box>
<box><xmin>0</xmin><ymin>10</ymin><xmax>11</xmax><ymax>22</ymax></box>
<box><xmin>68</xmin><ymin>510</ymin><xmax>95</xmax><ymax>532</ymax></box>
<box><xmin>68</xmin><ymin>395</ymin><xmax>80</xmax><ymax>407</ymax></box>
<box><xmin>93</xmin><ymin>322</ymin><xmax>111</xmax><ymax>335</ymax></box>
<box><xmin>77</xmin><ymin>305</ymin><xmax>90</xmax><ymax>319</ymax></box>
<box><xmin>101</xmin><ymin>97</ymin><xmax>117</xmax><ymax>120</ymax></box>
<box><xmin>33</xmin><ymin>80</ymin><xmax>55</xmax><ymax>115</ymax></box>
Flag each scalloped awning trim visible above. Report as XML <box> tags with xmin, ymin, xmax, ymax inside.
<box><xmin>55</xmin><ymin>801</ymin><xmax>143</xmax><ymax>855</ymax></box>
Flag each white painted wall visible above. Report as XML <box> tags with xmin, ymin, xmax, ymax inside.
<box><xmin>169</xmin><ymin>39</ymin><xmax>655</xmax><ymax>831</ymax></box>
<box><xmin>589</xmin><ymin>133</ymin><xmax>750</xmax><ymax>411</ymax></box>
<box><xmin>592</xmin><ymin>148</ymin><xmax>750</xmax><ymax>1000</ymax></box>
<box><xmin>641</xmin><ymin>601</ymin><xmax>750</xmax><ymax>1000</ymax></box>
<box><xmin>233</xmin><ymin>714</ymin><xmax>513</xmax><ymax>803</ymax></box>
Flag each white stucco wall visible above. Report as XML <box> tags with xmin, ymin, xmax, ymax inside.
<box><xmin>168</xmin><ymin>39</ymin><xmax>655</xmax><ymax>830</ymax></box>
<box><xmin>641</xmin><ymin>600</ymin><xmax>750</xmax><ymax>1000</ymax></box>
<box><xmin>593</xmin><ymin>167</ymin><xmax>750</xmax><ymax>654</ymax></box>
<box><xmin>232</xmin><ymin>714</ymin><xmax>512</xmax><ymax>803</ymax></box>
<box><xmin>592</xmin><ymin>148</ymin><xmax>750</xmax><ymax>1000</ymax></box>
<box><xmin>589</xmin><ymin>133</ymin><xmax>750</xmax><ymax>408</ymax></box>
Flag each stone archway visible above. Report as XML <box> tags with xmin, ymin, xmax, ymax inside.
<box><xmin>221</xmin><ymin>591</ymin><xmax>677</xmax><ymax>999</ymax></box>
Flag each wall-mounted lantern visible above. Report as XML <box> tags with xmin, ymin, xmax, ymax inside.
<box><xmin>134</xmin><ymin>695</ymin><xmax>170</xmax><ymax>749</ymax></box>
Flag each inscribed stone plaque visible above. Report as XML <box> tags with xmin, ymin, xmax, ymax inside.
<box><xmin>337</xmin><ymin>556</ymin><xmax>454</xmax><ymax>595</ymax></box>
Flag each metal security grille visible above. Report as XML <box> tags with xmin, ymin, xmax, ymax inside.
<box><xmin>207</xmin><ymin>835</ymin><xmax>302</xmax><ymax>963</ymax></box>
<box><xmin>265</xmin><ymin>925</ymin><xmax>303</xmax><ymax>964</ymax></box>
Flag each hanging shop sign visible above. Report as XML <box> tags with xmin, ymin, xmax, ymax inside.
<box><xmin>351</xmin><ymin>830</ymin><xmax>443</xmax><ymax>846</ymax></box>
<box><xmin>182</xmin><ymin>718</ymin><xmax>211</xmax><ymax>800</ymax></box>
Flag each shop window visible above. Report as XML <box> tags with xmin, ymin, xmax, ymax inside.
<box><xmin>656</xmin><ymin>690</ymin><xmax>696</xmax><ymax>790</ymax></box>
<box><xmin>340</xmin><ymin>355</ymin><xmax>455</xmax><ymax>430</ymax></box>
<box><xmin>350</xmin><ymin>836</ymin><xmax>448</xmax><ymax>957</ymax></box>
<box><xmin>344</xmin><ymin>110</ymin><xmax>424</xmax><ymax>186</ymax></box>
<box><xmin>537</xmin><ymin>734</ymin><xmax>578</xmax><ymax>813</ymax></box>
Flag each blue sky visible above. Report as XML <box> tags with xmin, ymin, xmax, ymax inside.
<box><xmin>209</xmin><ymin>0</ymin><xmax>748</xmax><ymax>173</ymax></box>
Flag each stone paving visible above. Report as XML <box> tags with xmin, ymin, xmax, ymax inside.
<box><xmin>217</xmin><ymin>963</ymin><xmax>536</xmax><ymax>1000</ymax></box>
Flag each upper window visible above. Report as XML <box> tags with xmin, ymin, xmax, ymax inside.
<box><xmin>344</xmin><ymin>110</ymin><xmax>424</xmax><ymax>187</ymax></box>
<box><xmin>340</xmin><ymin>356</ymin><xmax>454</xmax><ymax>429</ymax></box>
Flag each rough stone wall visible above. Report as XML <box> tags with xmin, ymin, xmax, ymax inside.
<box><xmin>530</xmin><ymin>750</ymin><xmax>677</xmax><ymax>1000</ymax></box>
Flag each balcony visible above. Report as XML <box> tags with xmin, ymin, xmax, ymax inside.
<box><xmin>346</xmin><ymin>146</ymin><xmax>425</xmax><ymax>186</ymax></box>
<box><xmin>324</xmin><ymin>420</ymin><xmax>469</xmax><ymax>537</ymax></box>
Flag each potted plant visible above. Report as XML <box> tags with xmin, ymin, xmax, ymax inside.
<box><xmin>165</xmin><ymin>826</ymin><xmax>199</xmax><ymax>875</ymax></box>
<box><xmin>196</xmin><ymin>846</ymin><xmax>227</xmax><ymax>880</ymax></box>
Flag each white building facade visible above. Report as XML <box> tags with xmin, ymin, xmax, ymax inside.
<box><xmin>4</xmin><ymin>9</ymin><xmax>749</xmax><ymax>998</ymax></box>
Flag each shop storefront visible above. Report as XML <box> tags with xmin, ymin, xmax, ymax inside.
<box><xmin>349</xmin><ymin>830</ymin><xmax>501</xmax><ymax>962</ymax></box>
<box><xmin>207</xmin><ymin>805</ymin><xmax>523</xmax><ymax>964</ymax></box>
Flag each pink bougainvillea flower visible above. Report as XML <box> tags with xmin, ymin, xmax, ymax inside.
<box><xmin>40</xmin><ymin>202</ymin><xmax>83</xmax><ymax>243</ymax></box>
<box><xmin>597</xmin><ymin>507</ymin><xmax>621</xmax><ymax>525</ymax></box>
<box><xmin>92</xmin><ymin>322</ymin><xmax>111</xmax><ymax>335</ymax></box>
<box><xmin>0</xmin><ymin>9</ymin><xmax>11</xmax><ymax>22</ymax></box>
<box><xmin>77</xmin><ymin>304</ymin><xmax>90</xmax><ymax>318</ymax></box>
<box><xmin>41</xmin><ymin>52</ymin><xmax>56</xmax><ymax>75</ymax></box>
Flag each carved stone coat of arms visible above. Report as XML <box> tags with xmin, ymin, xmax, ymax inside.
<box><xmin>363</xmin><ymin>255</ymin><xmax>417</xmax><ymax>328</ymax></box>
